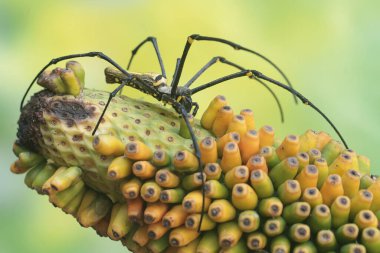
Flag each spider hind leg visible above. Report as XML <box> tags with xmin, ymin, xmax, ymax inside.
<box><xmin>174</xmin><ymin>101</ymin><xmax>205</xmax><ymax>233</ymax></box>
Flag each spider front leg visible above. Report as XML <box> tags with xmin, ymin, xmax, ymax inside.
<box><xmin>126</xmin><ymin>36</ymin><xmax>166</xmax><ymax>78</ymax></box>
<box><xmin>173</xmin><ymin>101</ymin><xmax>205</xmax><ymax>233</ymax></box>
<box><xmin>171</xmin><ymin>34</ymin><xmax>297</xmax><ymax>104</ymax></box>
<box><xmin>184</xmin><ymin>56</ymin><xmax>284</xmax><ymax>122</ymax></box>
<box><xmin>20</xmin><ymin>51</ymin><xmax>135</xmax><ymax>111</ymax></box>
<box><xmin>92</xmin><ymin>80</ymin><xmax>130</xmax><ymax>136</ymax></box>
<box><xmin>191</xmin><ymin>69</ymin><xmax>349</xmax><ymax>149</ymax></box>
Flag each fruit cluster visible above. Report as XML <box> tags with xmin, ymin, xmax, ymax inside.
<box><xmin>12</xmin><ymin>63</ymin><xmax>380</xmax><ymax>253</ymax></box>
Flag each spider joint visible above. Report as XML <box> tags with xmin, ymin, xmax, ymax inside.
<box><xmin>252</xmin><ymin>70</ymin><xmax>263</xmax><ymax>78</ymax></box>
<box><xmin>246</xmin><ymin>71</ymin><xmax>253</xmax><ymax>77</ymax></box>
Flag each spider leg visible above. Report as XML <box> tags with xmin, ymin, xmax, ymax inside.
<box><xmin>184</xmin><ymin>56</ymin><xmax>235</xmax><ymax>88</ymax></box>
<box><xmin>184</xmin><ymin>56</ymin><xmax>284</xmax><ymax>123</ymax></box>
<box><xmin>191</xmin><ymin>102</ymin><xmax>199</xmax><ymax>116</ymax></box>
<box><xmin>20</xmin><ymin>52</ymin><xmax>134</xmax><ymax>111</ymax></box>
<box><xmin>171</xmin><ymin>34</ymin><xmax>297</xmax><ymax>104</ymax></box>
<box><xmin>252</xmin><ymin>77</ymin><xmax>285</xmax><ymax>123</ymax></box>
<box><xmin>191</xmin><ymin>70</ymin><xmax>349</xmax><ymax>149</ymax></box>
<box><xmin>173</xmin><ymin>101</ymin><xmax>205</xmax><ymax>233</ymax></box>
<box><xmin>92</xmin><ymin>80</ymin><xmax>130</xmax><ymax>135</ymax></box>
<box><xmin>172</xmin><ymin>58</ymin><xmax>181</xmax><ymax>81</ymax></box>
<box><xmin>127</xmin><ymin>36</ymin><xmax>166</xmax><ymax>78</ymax></box>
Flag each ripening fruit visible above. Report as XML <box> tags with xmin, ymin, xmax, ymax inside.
<box><xmin>12</xmin><ymin>63</ymin><xmax>379</xmax><ymax>253</ymax></box>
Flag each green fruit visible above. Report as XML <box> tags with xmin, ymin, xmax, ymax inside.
<box><xmin>17</xmin><ymin>88</ymin><xmax>212</xmax><ymax>201</ymax></box>
<box><xmin>12</xmin><ymin>61</ymin><xmax>380</xmax><ymax>253</ymax></box>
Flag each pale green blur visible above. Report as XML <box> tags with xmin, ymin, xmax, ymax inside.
<box><xmin>1</xmin><ymin>1</ymin><xmax>380</xmax><ymax>252</ymax></box>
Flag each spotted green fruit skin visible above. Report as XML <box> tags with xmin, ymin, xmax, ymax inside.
<box><xmin>17</xmin><ymin>89</ymin><xmax>212</xmax><ymax>201</ymax></box>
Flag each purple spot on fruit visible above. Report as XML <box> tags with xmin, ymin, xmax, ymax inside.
<box><xmin>236</xmin><ymin>115</ymin><xmax>244</xmax><ymax>121</ymax></box>
<box><xmin>271</xmin><ymin>205</ymin><xmax>280</xmax><ymax>213</ymax></box>
<box><xmin>66</xmin><ymin>119</ymin><xmax>74</xmax><ymax>127</ymax></box>
<box><xmin>366</xmin><ymin>228</ymin><xmax>375</xmax><ymax>236</ymax></box>
<box><xmin>264</xmin><ymin>125</ymin><xmax>273</xmax><ymax>131</ymax></box>
<box><xmin>175</xmin><ymin>151</ymin><xmax>185</xmax><ymax>161</ymax></box>
<box><xmin>227</xmin><ymin>142</ymin><xmax>236</xmax><ymax>149</ymax></box>
<box><xmin>253</xmin><ymin>156</ymin><xmax>261</xmax><ymax>163</ymax></box>
<box><xmin>203</xmin><ymin>137</ymin><xmax>213</xmax><ymax>146</ymax></box>
<box><xmin>299</xmin><ymin>152</ymin><xmax>308</xmax><ymax>159</ymax></box>
<box><xmin>72</xmin><ymin>135</ymin><xmax>83</xmax><ymax>142</ymax></box>
<box><xmin>222</xmin><ymin>105</ymin><xmax>231</xmax><ymax>111</ymax></box>
<box><xmin>339</xmin><ymin>197</ymin><xmax>348</xmax><ymax>205</ymax></box>
<box><xmin>236</xmin><ymin>186</ymin><xmax>244</xmax><ymax>193</ymax></box>
<box><xmin>319</xmin><ymin>206</ymin><xmax>327</xmax><ymax>213</ymax></box>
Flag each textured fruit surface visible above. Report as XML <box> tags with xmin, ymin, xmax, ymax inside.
<box><xmin>17</xmin><ymin>89</ymin><xmax>211</xmax><ymax>201</ymax></box>
<box><xmin>13</xmin><ymin>63</ymin><xmax>380</xmax><ymax>253</ymax></box>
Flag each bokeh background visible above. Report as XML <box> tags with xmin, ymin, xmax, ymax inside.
<box><xmin>1</xmin><ymin>1</ymin><xmax>380</xmax><ymax>252</ymax></box>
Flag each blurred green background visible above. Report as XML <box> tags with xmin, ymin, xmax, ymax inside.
<box><xmin>1</xmin><ymin>0</ymin><xmax>379</xmax><ymax>252</ymax></box>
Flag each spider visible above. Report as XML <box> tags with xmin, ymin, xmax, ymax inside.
<box><xmin>19</xmin><ymin>34</ymin><xmax>348</xmax><ymax>232</ymax></box>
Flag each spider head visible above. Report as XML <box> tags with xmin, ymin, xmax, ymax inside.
<box><xmin>179</xmin><ymin>95</ymin><xmax>193</xmax><ymax>112</ymax></box>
